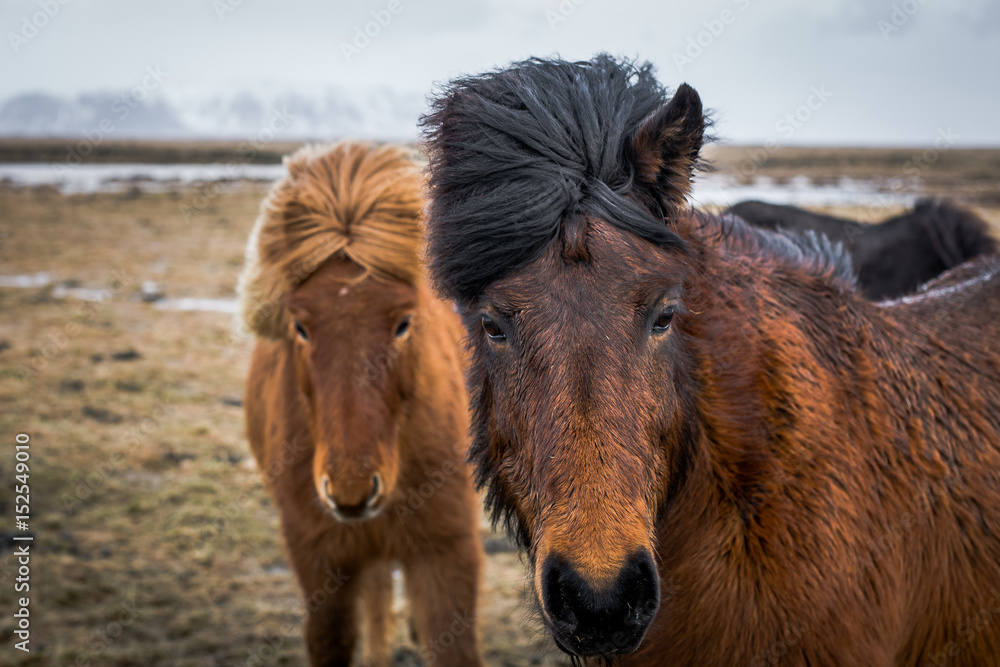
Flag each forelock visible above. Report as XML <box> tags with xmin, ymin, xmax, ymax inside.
<box><xmin>421</xmin><ymin>54</ymin><xmax>688</xmax><ymax>302</ymax></box>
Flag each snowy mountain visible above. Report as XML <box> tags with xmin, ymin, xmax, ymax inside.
<box><xmin>0</xmin><ymin>86</ymin><xmax>427</xmax><ymax>141</ymax></box>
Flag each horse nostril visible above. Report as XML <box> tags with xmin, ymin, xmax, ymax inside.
<box><xmin>368</xmin><ymin>472</ymin><xmax>383</xmax><ymax>507</ymax></box>
<box><xmin>319</xmin><ymin>472</ymin><xmax>386</xmax><ymax>522</ymax></box>
<box><xmin>321</xmin><ymin>474</ymin><xmax>336</xmax><ymax>506</ymax></box>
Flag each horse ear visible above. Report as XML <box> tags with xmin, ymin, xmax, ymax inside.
<box><xmin>630</xmin><ymin>83</ymin><xmax>705</xmax><ymax>218</ymax></box>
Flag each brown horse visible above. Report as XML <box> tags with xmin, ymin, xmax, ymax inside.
<box><xmin>238</xmin><ymin>142</ymin><xmax>485</xmax><ymax>667</ymax></box>
<box><xmin>421</xmin><ymin>55</ymin><xmax>1000</xmax><ymax>665</ymax></box>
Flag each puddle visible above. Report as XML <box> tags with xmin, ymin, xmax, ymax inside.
<box><xmin>0</xmin><ymin>163</ymin><xmax>286</xmax><ymax>194</ymax></box>
<box><xmin>0</xmin><ymin>272</ymin><xmax>52</xmax><ymax>288</ymax></box>
<box><xmin>690</xmin><ymin>174</ymin><xmax>915</xmax><ymax>208</ymax></box>
<box><xmin>51</xmin><ymin>285</ymin><xmax>110</xmax><ymax>301</ymax></box>
<box><xmin>154</xmin><ymin>298</ymin><xmax>238</xmax><ymax>314</ymax></box>
<box><xmin>0</xmin><ymin>273</ymin><xmax>237</xmax><ymax>315</ymax></box>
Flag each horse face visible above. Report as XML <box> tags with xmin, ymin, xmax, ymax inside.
<box><xmin>287</xmin><ymin>256</ymin><xmax>418</xmax><ymax>523</ymax></box>
<box><xmin>424</xmin><ymin>61</ymin><xmax>707</xmax><ymax>656</ymax></box>
<box><xmin>465</xmin><ymin>219</ymin><xmax>694</xmax><ymax>656</ymax></box>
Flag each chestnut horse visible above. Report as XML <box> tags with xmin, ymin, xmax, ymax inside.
<box><xmin>421</xmin><ymin>55</ymin><xmax>1000</xmax><ymax>665</ymax></box>
<box><xmin>727</xmin><ymin>198</ymin><xmax>997</xmax><ymax>300</ymax></box>
<box><xmin>238</xmin><ymin>142</ymin><xmax>484</xmax><ymax>667</ymax></box>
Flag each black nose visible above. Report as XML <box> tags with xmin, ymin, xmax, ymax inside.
<box><xmin>541</xmin><ymin>550</ymin><xmax>659</xmax><ymax>657</ymax></box>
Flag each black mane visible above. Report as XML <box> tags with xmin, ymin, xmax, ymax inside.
<box><xmin>421</xmin><ymin>54</ymin><xmax>689</xmax><ymax>302</ymax></box>
<box><xmin>704</xmin><ymin>210</ymin><xmax>856</xmax><ymax>287</ymax></box>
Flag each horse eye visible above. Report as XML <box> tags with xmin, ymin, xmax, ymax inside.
<box><xmin>652</xmin><ymin>306</ymin><xmax>675</xmax><ymax>333</ymax></box>
<box><xmin>293</xmin><ymin>320</ymin><xmax>309</xmax><ymax>342</ymax></box>
<box><xmin>395</xmin><ymin>316</ymin><xmax>412</xmax><ymax>338</ymax></box>
<box><xmin>481</xmin><ymin>316</ymin><xmax>506</xmax><ymax>342</ymax></box>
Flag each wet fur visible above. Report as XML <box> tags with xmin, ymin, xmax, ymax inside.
<box><xmin>242</xmin><ymin>143</ymin><xmax>484</xmax><ymax>666</ymax></box>
<box><xmin>422</xmin><ymin>55</ymin><xmax>1000</xmax><ymax>665</ymax></box>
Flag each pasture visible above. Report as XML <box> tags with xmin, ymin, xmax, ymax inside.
<box><xmin>1</xmin><ymin>141</ymin><xmax>999</xmax><ymax>666</ymax></box>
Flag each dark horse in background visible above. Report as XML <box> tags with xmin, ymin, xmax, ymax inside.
<box><xmin>421</xmin><ymin>54</ymin><xmax>1000</xmax><ymax>665</ymax></box>
<box><xmin>727</xmin><ymin>198</ymin><xmax>997</xmax><ymax>299</ymax></box>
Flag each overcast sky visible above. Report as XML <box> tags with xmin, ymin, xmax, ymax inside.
<box><xmin>2</xmin><ymin>0</ymin><xmax>998</xmax><ymax>145</ymax></box>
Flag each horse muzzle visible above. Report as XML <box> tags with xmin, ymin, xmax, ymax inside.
<box><xmin>319</xmin><ymin>471</ymin><xmax>386</xmax><ymax>522</ymax></box>
<box><xmin>541</xmin><ymin>549</ymin><xmax>660</xmax><ymax>657</ymax></box>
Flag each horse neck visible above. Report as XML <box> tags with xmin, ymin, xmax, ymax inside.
<box><xmin>675</xmin><ymin>238</ymin><xmax>878</xmax><ymax>523</ymax></box>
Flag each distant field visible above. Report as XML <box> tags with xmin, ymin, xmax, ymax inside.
<box><xmin>0</xmin><ymin>140</ymin><xmax>998</xmax><ymax>666</ymax></box>
<box><xmin>0</xmin><ymin>138</ymin><xmax>305</xmax><ymax>165</ymax></box>
<box><xmin>702</xmin><ymin>144</ymin><xmax>1000</xmax><ymax>207</ymax></box>
<box><xmin>3</xmin><ymin>138</ymin><xmax>1000</xmax><ymax>204</ymax></box>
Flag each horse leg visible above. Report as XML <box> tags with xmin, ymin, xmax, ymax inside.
<box><xmin>289</xmin><ymin>553</ymin><xmax>361</xmax><ymax>667</ymax></box>
<box><xmin>403</xmin><ymin>536</ymin><xmax>484</xmax><ymax>667</ymax></box>
<box><xmin>358</xmin><ymin>561</ymin><xmax>394</xmax><ymax>667</ymax></box>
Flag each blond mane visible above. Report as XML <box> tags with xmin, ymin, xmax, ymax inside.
<box><xmin>237</xmin><ymin>141</ymin><xmax>424</xmax><ymax>339</ymax></box>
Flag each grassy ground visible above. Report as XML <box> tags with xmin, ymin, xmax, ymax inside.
<box><xmin>0</xmin><ymin>144</ymin><xmax>998</xmax><ymax>667</ymax></box>
<box><xmin>0</xmin><ymin>183</ymin><xmax>563</xmax><ymax>667</ymax></box>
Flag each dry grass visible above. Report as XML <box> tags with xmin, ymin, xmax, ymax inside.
<box><xmin>0</xmin><ymin>144</ymin><xmax>998</xmax><ymax>666</ymax></box>
<box><xmin>0</xmin><ymin>184</ymin><xmax>563</xmax><ymax>667</ymax></box>
<box><xmin>0</xmin><ymin>138</ymin><xmax>303</xmax><ymax>165</ymax></box>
